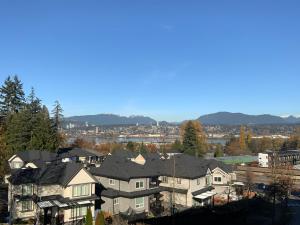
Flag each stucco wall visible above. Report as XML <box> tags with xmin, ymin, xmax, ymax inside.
<box><xmin>96</xmin><ymin>176</ymin><xmax>149</xmax><ymax>192</ymax></box>
<box><xmin>101</xmin><ymin>196</ymin><xmax>149</xmax><ymax>215</ymax></box>
<box><xmin>159</xmin><ymin>175</ymin><xmax>212</xmax><ymax>207</ymax></box>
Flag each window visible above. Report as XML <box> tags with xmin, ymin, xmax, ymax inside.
<box><xmin>113</xmin><ymin>198</ymin><xmax>119</xmax><ymax>205</ymax></box>
<box><xmin>197</xmin><ymin>178</ymin><xmax>201</xmax><ymax>185</ymax></box>
<box><xmin>135</xmin><ymin>197</ymin><xmax>144</xmax><ymax>209</ymax></box>
<box><xmin>21</xmin><ymin>200</ymin><xmax>33</xmax><ymax>212</ymax></box>
<box><xmin>12</xmin><ymin>162</ymin><xmax>23</xmax><ymax>169</ymax></box>
<box><xmin>22</xmin><ymin>184</ymin><xmax>33</xmax><ymax>196</ymax></box>
<box><xmin>177</xmin><ymin>178</ymin><xmax>181</xmax><ymax>184</ymax></box>
<box><xmin>72</xmin><ymin>184</ymin><xmax>90</xmax><ymax>197</ymax></box>
<box><xmin>214</xmin><ymin>177</ymin><xmax>222</xmax><ymax>182</ymax></box>
<box><xmin>162</xmin><ymin>176</ymin><xmax>168</xmax><ymax>183</ymax></box>
<box><xmin>109</xmin><ymin>179</ymin><xmax>115</xmax><ymax>185</ymax></box>
<box><xmin>135</xmin><ymin>181</ymin><xmax>144</xmax><ymax>189</ymax></box>
<box><xmin>71</xmin><ymin>206</ymin><xmax>87</xmax><ymax>218</ymax></box>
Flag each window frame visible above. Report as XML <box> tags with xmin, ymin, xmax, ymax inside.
<box><xmin>72</xmin><ymin>184</ymin><xmax>90</xmax><ymax>197</ymax></box>
<box><xmin>176</xmin><ymin>178</ymin><xmax>181</xmax><ymax>184</ymax></box>
<box><xmin>71</xmin><ymin>206</ymin><xmax>87</xmax><ymax>218</ymax></box>
<box><xmin>162</xmin><ymin>176</ymin><xmax>168</xmax><ymax>183</ymax></box>
<box><xmin>113</xmin><ymin>198</ymin><xmax>119</xmax><ymax>205</ymax></box>
<box><xmin>22</xmin><ymin>184</ymin><xmax>33</xmax><ymax>196</ymax></box>
<box><xmin>21</xmin><ymin>200</ymin><xmax>33</xmax><ymax>212</ymax></box>
<box><xmin>197</xmin><ymin>178</ymin><xmax>201</xmax><ymax>185</ymax></box>
<box><xmin>214</xmin><ymin>177</ymin><xmax>222</xmax><ymax>182</ymax></box>
<box><xmin>135</xmin><ymin>197</ymin><xmax>144</xmax><ymax>209</ymax></box>
<box><xmin>135</xmin><ymin>180</ymin><xmax>144</xmax><ymax>189</ymax></box>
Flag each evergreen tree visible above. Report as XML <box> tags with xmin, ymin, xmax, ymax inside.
<box><xmin>239</xmin><ymin>126</ymin><xmax>246</xmax><ymax>150</ymax></box>
<box><xmin>126</xmin><ymin>141</ymin><xmax>135</xmax><ymax>151</ymax></box>
<box><xmin>182</xmin><ymin>121</ymin><xmax>199</xmax><ymax>156</ymax></box>
<box><xmin>51</xmin><ymin>100</ymin><xmax>63</xmax><ymax>131</ymax></box>
<box><xmin>1</xmin><ymin>77</ymin><xmax>63</xmax><ymax>153</ymax></box>
<box><xmin>30</xmin><ymin>106</ymin><xmax>54</xmax><ymax>150</ymax></box>
<box><xmin>0</xmin><ymin>75</ymin><xmax>25</xmax><ymax>117</ymax></box>
<box><xmin>0</xmin><ymin>126</ymin><xmax>9</xmax><ymax>179</ymax></box>
<box><xmin>85</xmin><ymin>208</ymin><xmax>93</xmax><ymax>225</ymax></box>
<box><xmin>5</xmin><ymin>109</ymin><xmax>31</xmax><ymax>152</ymax></box>
<box><xmin>182</xmin><ymin>120</ymin><xmax>207</xmax><ymax>157</ymax></box>
<box><xmin>139</xmin><ymin>142</ymin><xmax>148</xmax><ymax>154</ymax></box>
<box><xmin>214</xmin><ymin>144</ymin><xmax>224</xmax><ymax>157</ymax></box>
<box><xmin>51</xmin><ymin>100</ymin><xmax>64</xmax><ymax>149</ymax></box>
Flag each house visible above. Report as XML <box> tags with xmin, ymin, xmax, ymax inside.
<box><xmin>159</xmin><ymin>154</ymin><xmax>215</xmax><ymax>209</ymax></box>
<box><xmin>7</xmin><ymin>148</ymin><xmax>105</xmax><ymax>172</ymax></box>
<box><xmin>258</xmin><ymin>150</ymin><xmax>300</xmax><ymax>168</ymax></box>
<box><xmin>90</xmin><ymin>151</ymin><xmax>164</xmax><ymax>220</ymax></box>
<box><xmin>6</xmin><ymin>149</ymin><xmax>235</xmax><ymax>223</ymax></box>
<box><xmin>7</xmin><ymin>162</ymin><xmax>99</xmax><ymax>224</ymax></box>
<box><xmin>57</xmin><ymin>148</ymin><xmax>105</xmax><ymax>166</ymax></box>
<box><xmin>91</xmin><ymin>151</ymin><xmax>235</xmax><ymax>218</ymax></box>
<box><xmin>8</xmin><ymin>150</ymin><xmax>57</xmax><ymax>170</ymax></box>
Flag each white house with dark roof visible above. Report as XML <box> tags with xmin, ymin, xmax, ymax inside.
<box><xmin>7</xmin><ymin>162</ymin><xmax>99</xmax><ymax>224</ymax></box>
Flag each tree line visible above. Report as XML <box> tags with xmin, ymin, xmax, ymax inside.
<box><xmin>0</xmin><ymin>75</ymin><xmax>64</xmax><ymax>178</ymax></box>
<box><xmin>225</xmin><ymin>125</ymin><xmax>300</xmax><ymax>155</ymax></box>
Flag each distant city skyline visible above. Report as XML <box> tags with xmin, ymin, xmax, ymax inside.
<box><xmin>1</xmin><ymin>1</ymin><xmax>300</xmax><ymax>121</ymax></box>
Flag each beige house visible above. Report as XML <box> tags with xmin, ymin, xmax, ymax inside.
<box><xmin>90</xmin><ymin>152</ymin><xmax>164</xmax><ymax>221</ymax></box>
<box><xmin>8</xmin><ymin>162</ymin><xmax>99</xmax><ymax>224</ymax></box>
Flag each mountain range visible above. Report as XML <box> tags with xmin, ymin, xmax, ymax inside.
<box><xmin>65</xmin><ymin>112</ymin><xmax>300</xmax><ymax>126</ymax></box>
<box><xmin>198</xmin><ymin>112</ymin><xmax>300</xmax><ymax>125</ymax></box>
<box><xmin>66</xmin><ymin>114</ymin><xmax>156</xmax><ymax>126</ymax></box>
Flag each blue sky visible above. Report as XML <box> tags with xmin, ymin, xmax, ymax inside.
<box><xmin>1</xmin><ymin>0</ymin><xmax>300</xmax><ymax>121</ymax></box>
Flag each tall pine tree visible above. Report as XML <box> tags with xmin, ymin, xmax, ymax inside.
<box><xmin>51</xmin><ymin>100</ymin><xmax>64</xmax><ymax>149</ymax></box>
<box><xmin>182</xmin><ymin>120</ymin><xmax>207</xmax><ymax>157</ymax></box>
<box><xmin>0</xmin><ymin>75</ymin><xmax>25</xmax><ymax>117</ymax></box>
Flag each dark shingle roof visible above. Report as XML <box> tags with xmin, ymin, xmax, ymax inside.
<box><xmin>9</xmin><ymin>162</ymin><xmax>92</xmax><ymax>186</ymax></box>
<box><xmin>90</xmin><ymin>151</ymin><xmax>232</xmax><ymax>180</ymax></box>
<box><xmin>57</xmin><ymin>147</ymin><xmax>98</xmax><ymax>159</ymax></box>
<box><xmin>90</xmin><ymin>153</ymin><xmax>163</xmax><ymax>181</ymax></box>
<box><xmin>15</xmin><ymin>150</ymin><xmax>57</xmax><ymax>163</ymax></box>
